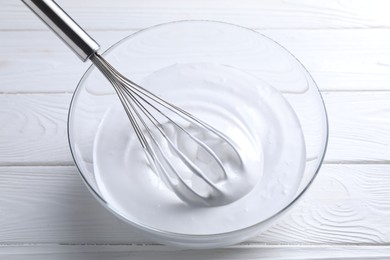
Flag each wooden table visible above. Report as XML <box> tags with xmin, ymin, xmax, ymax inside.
<box><xmin>1</xmin><ymin>0</ymin><xmax>390</xmax><ymax>259</ymax></box>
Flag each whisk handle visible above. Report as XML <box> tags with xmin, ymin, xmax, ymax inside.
<box><xmin>22</xmin><ymin>0</ymin><xmax>100</xmax><ymax>61</ymax></box>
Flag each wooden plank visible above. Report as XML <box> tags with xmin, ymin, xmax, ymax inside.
<box><xmin>256</xmin><ymin>164</ymin><xmax>390</xmax><ymax>244</ymax></box>
<box><xmin>323</xmin><ymin>91</ymin><xmax>390</xmax><ymax>163</ymax></box>
<box><xmin>1</xmin><ymin>91</ymin><xmax>389</xmax><ymax>165</ymax></box>
<box><xmin>2</xmin><ymin>29</ymin><xmax>390</xmax><ymax>93</ymax></box>
<box><xmin>0</xmin><ymin>166</ymin><xmax>149</xmax><ymax>244</ymax></box>
<box><xmin>0</xmin><ymin>31</ymin><xmax>126</xmax><ymax>94</ymax></box>
<box><xmin>0</xmin><ymin>245</ymin><xmax>390</xmax><ymax>260</ymax></box>
<box><xmin>4</xmin><ymin>0</ymin><xmax>390</xmax><ymax>30</ymax></box>
<box><xmin>0</xmin><ymin>164</ymin><xmax>389</xmax><ymax>245</ymax></box>
<box><xmin>0</xmin><ymin>94</ymin><xmax>73</xmax><ymax>165</ymax></box>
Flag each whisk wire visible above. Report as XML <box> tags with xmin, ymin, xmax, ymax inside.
<box><xmin>92</xmin><ymin>54</ymin><xmax>229</xmax><ymax>179</ymax></box>
<box><xmin>90</xmin><ymin>53</ymin><xmax>240</xmax><ymax>203</ymax></box>
<box><xmin>93</xmin><ymin>57</ymin><xmax>149</xmax><ymax>149</ymax></box>
<box><xmin>91</xmin><ymin>54</ymin><xmax>222</xmax><ymax>199</ymax></box>
<box><xmin>96</xmin><ymin>54</ymin><xmax>225</xmax><ymax>138</ymax></box>
<box><xmin>125</xmin><ymin>89</ymin><xmax>220</xmax><ymax>190</ymax></box>
<box><xmin>122</xmin><ymin>85</ymin><xmax>228</xmax><ymax>181</ymax></box>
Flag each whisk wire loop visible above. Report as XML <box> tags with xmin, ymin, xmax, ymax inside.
<box><xmin>90</xmin><ymin>54</ymin><xmax>233</xmax><ymax>203</ymax></box>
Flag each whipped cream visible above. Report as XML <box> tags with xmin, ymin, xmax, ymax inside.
<box><xmin>93</xmin><ymin>63</ymin><xmax>306</xmax><ymax>235</ymax></box>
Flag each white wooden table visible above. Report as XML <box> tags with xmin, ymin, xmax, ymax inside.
<box><xmin>1</xmin><ymin>0</ymin><xmax>390</xmax><ymax>259</ymax></box>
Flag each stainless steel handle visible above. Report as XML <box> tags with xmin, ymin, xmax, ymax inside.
<box><xmin>22</xmin><ymin>0</ymin><xmax>100</xmax><ymax>61</ymax></box>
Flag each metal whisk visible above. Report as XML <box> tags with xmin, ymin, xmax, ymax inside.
<box><xmin>23</xmin><ymin>0</ymin><xmax>241</xmax><ymax>206</ymax></box>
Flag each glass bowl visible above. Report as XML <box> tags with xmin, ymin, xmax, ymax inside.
<box><xmin>68</xmin><ymin>20</ymin><xmax>328</xmax><ymax>248</ymax></box>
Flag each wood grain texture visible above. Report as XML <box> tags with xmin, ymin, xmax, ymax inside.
<box><xmin>0</xmin><ymin>94</ymin><xmax>73</xmax><ymax>165</ymax></box>
<box><xmin>0</xmin><ymin>164</ymin><xmax>389</xmax><ymax>245</ymax></box>
<box><xmin>323</xmin><ymin>91</ymin><xmax>390</xmax><ymax>163</ymax></box>
<box><xmin>2</xmin><ymin>29</ymin><xmax>390</xmax><ymax>93</ymax></box>
<box><xmin>0</xmin><ymin>166</ymin><xmax>148</xmax><ymax>244</ymax></box>
<box><xmin>256</xmin><ymin>164</ymin><xmax>390</xmax><ymax>244</ymax></box>
<box><xmin>0</xmin><ymin>31</ymin><xmax>124</xmax><ymax>94</ymax></box>
<box><xmin>1</xmin><ymin>92</ymin><xmax>389</xmax><ymax>165</ymax></box>
<box><xmin>1</xmin><ymin>245</ymin><xmax>390</xmax><ymax>260</ymax></box>
<box><xmin>3</xmin><ymin>0</ymin><xmax>390</xmax><ymax>30</ymax></box>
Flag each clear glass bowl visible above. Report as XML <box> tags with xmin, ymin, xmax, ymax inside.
<box><xmin>68</xmin><ymin>21</ymin><xmax>328</xmax><ymax>248</ymax></box>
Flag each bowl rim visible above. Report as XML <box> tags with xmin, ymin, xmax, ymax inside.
<box><xmin>67</xmin><ymin>19</ymin><xmax>329</xmax><ymax>240</ymax></box>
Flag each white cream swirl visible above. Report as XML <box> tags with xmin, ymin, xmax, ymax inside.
<box><xmin>93</xmin><ymin>63</ymin><xmax>305</xmax><ymax>235</ymax></box>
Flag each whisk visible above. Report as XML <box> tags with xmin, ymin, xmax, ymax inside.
<box><xmin>22</xmin><ymin>0</ymin><xmax>243</xmax><ymax>206</ymax></box>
